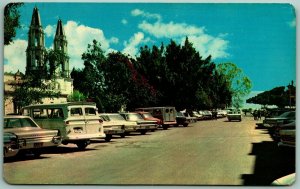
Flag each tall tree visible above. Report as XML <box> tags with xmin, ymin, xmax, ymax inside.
<box><xmin>4</xmin><ymin>3</ymin><xmax>23</xmax><ymax>45</ymax></box>
<box><xmin>71</xmin><ymin>40</ymin><xmax>106</xmax><ymax>110</ymax></box>
<box><xmin>217</xmin><ymin>62</ymin><xmax>252</xmax><ymax>108</ymax></box>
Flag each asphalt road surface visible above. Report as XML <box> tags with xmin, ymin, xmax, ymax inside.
<box><xmin>3</xmin><ymin>116</ymin><xmax>295</xmax><ymax>186</ymax></box>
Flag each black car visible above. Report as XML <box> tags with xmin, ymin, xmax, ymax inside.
<box><xmin>176</xmin><ymin>112</ymin><xmax>189</xmax><ymax>127</ymax></box>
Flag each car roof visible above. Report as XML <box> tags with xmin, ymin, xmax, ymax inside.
<box><xmin>4</xmin><ymin>115</ymin><xmax>31</xmax><ymax>119</ymax></box>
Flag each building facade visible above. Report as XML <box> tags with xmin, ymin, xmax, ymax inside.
<box><xmin>4</xmin><ymin>7</ymin><xmax>73</xmax><ymax>115</ymax></box>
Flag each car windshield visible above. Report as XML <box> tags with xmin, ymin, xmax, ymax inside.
<box><xmin>4</xmin><ymin>118</ymin><xmax>38</xmax><ymax>128</ymax></box>
<box><xmin>279</xmin><ymin>111</ymin><xmax>295</xmax><ymax>118</ymax></box>
<box><xmin>109</xmin><ymin>114</ymin><xmax>126</xmax><ymax>121</ymax></box>
<box><xmin>127</xmin><ymin>114</ymin><xmax>143</xmax><ymax>121</ymax></box>
<box><xmin>142</xmin><ymin>112</ymin><xmax>153</xmax><ymax>118</ymax></box>
<box><xmin>177</xmin><ymin>112</ymin><xmax>184</xmax><ymax>116</ymax></box>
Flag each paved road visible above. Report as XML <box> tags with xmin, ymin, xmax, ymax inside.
<box><xmin>3</xmin><ymin>116</ymin><xmax>295</xmax><ymax>185</ymax></box>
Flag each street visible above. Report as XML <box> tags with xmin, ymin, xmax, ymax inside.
<box><xmin>3</xmin><ymin>116</ymin><xmax>295</xmax><ymax>185</ymax></box>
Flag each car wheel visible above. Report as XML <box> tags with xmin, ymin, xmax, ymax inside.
<box><xmin>141</xmin><ymin>130</ymin><xmax>147</xmax><ymax>135</ymax></box>
<box><xmin>105</xmin><ymin>134</ymin><xmax>112</xmax><ymax>142</ymax></box>
<box><xmin>163</xmin><ymin>125</ymin><xmax>168</xmax><ymax>130</ymax></box>
<box><xmin>151</xmin><ymin>129</ymin><xmax>155</xmax><ymax>132</ymax></box>
<box><xmin>76</xmin><ymin>141</ymin><xmax>89</xmax><ymax>150</ymax></box>
<box><xmin>33</xmin><ymin>151</ymin><xmax>41</xmax><ymax>158</ymax></box>
<box><xmin>120</xmin><ymin>133</ymin><xmax>126</xmax><ymax>138</ymax></box>
<box><xmin>183</xmin><ymin>123</ymin><xmax>188</xmax><ymax>127</ymax></box>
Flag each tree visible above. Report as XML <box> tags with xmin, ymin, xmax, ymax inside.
<box><xmin>4</xmin><ymin>3</ymin><xmax>23</xmax><ymax>45</ymax></box>
<box><xmin>71</xmin><ymin>40</ymin><xmax>106</xmax><ymax>111</ymax></box>
<box><xmin>246</xmin><ymin>83</ymin><xmax>295</xmax><ymax>108</ymax></box>
<box><xmin>45</xmin><ymin>49</ymin><xmax>70</xmax><ymax>79</ymax></box>
<box><xmin>217</xmin><ymin>62</ymin><xmax>252</xmax><ymax>108</ymax></box>
<box><xmin>10</xmin><ymin>74</ymin><xmax>60</xmax><ymax>113</ymax></box>
<box><xmin>67</xmin><ymin>90</ymin><xmax>86</xmax><ymax>102</ymax></box>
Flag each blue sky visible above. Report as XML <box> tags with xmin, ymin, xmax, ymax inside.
<box><xmin>4</xmin><ymin>2</ymin><xmax>296</xmax><ymax>93</ymax></box>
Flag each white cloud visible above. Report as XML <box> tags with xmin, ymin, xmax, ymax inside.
<box><xmin>122</xmin><ymin>32</ymin><xmax>150</xmax><ymax>57</ymax></box>
<box><xmin>185</xmin><ymin>35</ymin><xmax>229</xmax><ymax>59</ymax></box>
<box><xmin>131</xmin><ymin>9</ymin><xmax>161</xmax><ymax>21</ymax></box>
<box><xmin>44</xmin><ymin>24</ymin><xmax>56</xmax><ymax>38</ymax></box>
<box><xmin>4</xmin><ymin>39</ymin><xmax>27</xmax><ymax>73</ymax></box>
<box><xmin>63</xmin><ymin>21</ymin><xmax>112</xmax><ymax>69</ymax></box>
<box><xmin>138</xmin><ymin>21</ymin><xmax>204</xmax><ymax>38</ymax></box>
<box><xmin>121</xmin><ymin>19</ymin><xmax>128</xmax><ymax>25</ymax></box>
<box><xmin>138</xmin><ymin>19</ymin><xmax>229</xmax><ymax>59</ymax></box>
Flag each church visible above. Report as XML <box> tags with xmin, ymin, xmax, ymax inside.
<box><xmin>4</xmin><ymin>7</ymin><xmax>73</xmax><ymax>114</ymax></box>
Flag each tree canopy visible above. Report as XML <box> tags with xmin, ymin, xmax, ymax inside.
<box><xmin>71</xmin><ymin>38</ymin><xmax>240</xmax><ymax>112</ymax></box>
<box><xmin>246</xmin><ymin>82</ymin><xmax>295</xmax><ymax>108</ymax></box>
<box><xmin>4</xmin><ymin>3</ymin><xmax>23</xmax><ymax>45</ymax></box>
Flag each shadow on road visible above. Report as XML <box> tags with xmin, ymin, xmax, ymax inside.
<box><xmin>241</xmin><ymin>141</ymin><xmax>295</xmax><ymax>185</ymax></box>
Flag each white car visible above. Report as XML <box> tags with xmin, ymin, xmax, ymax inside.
<box><xmin>100</xmin><ymin>113</ymin><xmax>138</xmax><ymax>136</ymax></box>
<box><xmin>227</xmin><ymin>109</ymin><xmax>242</xmax><ymax>121</ymax></box>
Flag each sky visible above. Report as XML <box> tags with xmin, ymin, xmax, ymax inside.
<box><xmin>3</xmin><ymin>2</ymin><xmax>296</xmax><ymax>95</ymax></box>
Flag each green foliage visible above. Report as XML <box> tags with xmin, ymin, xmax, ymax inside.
<box><xmin>246</xmin><ymin>83</ymin><xmax>295</xmax><ymax>108</ymax></box>
<box><xmin>4</xmin><ymin>3</ymin><xmax>23</xmax><ymax>45</ymax></box>
<box><xmin>71</xmin><ymin>38</ymin><xmax>237</xmax><ymax>112</ymax></box>
<box><xmin>217</xmin><ymin>62</ymin><xmax>252</xmax><ymax>108</ymax></box>
<box><xmin>10</xmin><ymin>74</ymin><xmax>61</xmax><ymax>112</ymax></box>
<box><xmin>67</xmin><ymin>90</ymin><xmax>86</xmax><ymax>102</ymax></box>
<box><xmin>45</xmin><ymin>49</ymin><xmax>69</xmax><ymax>78</ymax></box>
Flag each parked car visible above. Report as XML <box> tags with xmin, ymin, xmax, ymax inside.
<box><xmin>119</xmin><ymin>112</ymin><xmax>157</xmax><ymax>135</ymax></box>
<box><xmin>271</xmin><ymin>173</ymin><xmax>295</xmax><ymax>185</ymax></box>
<box><xmin>4</xmin><ymin>116</ymin><xmax>61</xmax><ymax>158</ymax></box>
<box><xmin>183</xmin><ymin>112</ymin><xmax>197</xmax><ymax>123</ymax></box>
<box><xmin>275</xmin><ymin>121</ymin><xmax>295</xmax><ymax>148</ymax></box>
<box><xmin>263</xmin><ymin>111</ymin><xmax>295</xmax><ymax>128</ymax></box>
<box><xmin>201</xmin><ymin>110</ymin><xmax>213</xmax><ymax>120</ymax></box>
<box><xmin>227</xmin><ymin>109</ymin><xmax>242</xmax><ymax>121</ymax></box>
<box><xmin>20</xmin><ymin>102</ymin><xmax>106</xmax><ymax>149</ymax></box>
<box><xmin>135</xmin><ymin>111</ymin><xmax>162</xmax><ymax>131</ymax></box>
<box><xmin>99</xmin><ymin>113</ymin><xmax>137</xmax><ymax>136</ymax></box>
<box><xmin>135</xmin><ymin>107</ymin><xmax>177</xmax><ymax>129</ymax></box>
<box><xmin>99</xmin><ymin>113</ymin><xmax>126</xmax><ymax>141</ymax></box>
<box><xmin>192</xmin><ymin>111</ymin><xmax>203</xmax><ymax>121</ymax></box>
<box><xmin>176</xmin><ymin>112</ymin><xmax>189</xmax><ymax>127</ymax></box>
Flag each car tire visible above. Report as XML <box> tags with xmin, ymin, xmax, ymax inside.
<box><xmin>183</xmin><ymin>123</ymin><xmax>188</xmax><ymax>127</ymax></box>
<box><xmin>120</xmin><ymin>133</ymin><xmax>126</xmax><ymax>138</ymax></box>
<box><xmin>76</xmin><ymin>141</ymin><xmax>89</xmax><ymax>150</ymax></box>
<box><xmin>105</xmin><ymin>134</ymin><xmax>112</xmax><ymax>142</ymax></box>
<box><xmin>141</xmin><ymin>130</ymin><xmax>147</xmax><ymax>135</ymax></box>
<box><xmin>163</xmin><ymin>125</ymin><xmax>168</xmax><ymax>130</ymax></box>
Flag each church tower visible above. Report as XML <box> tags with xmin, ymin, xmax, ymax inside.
<box><xmin>26</xmin><ymin>6</ymin><xmax>46</xmax><ymax>76</ymax></box>
<box><xmin>53</xmin><ymin>19</ymin><xmax>70</xmax><ymax>78</ymax></box>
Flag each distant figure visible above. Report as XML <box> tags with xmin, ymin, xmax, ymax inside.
<box><xmin>253</xmin><ymin>110</ymin><xmax>258</xmax><ymax>120</ymax></box>
<box><xmin>257</xmin><ymin>110</ymin><xmax>261</xmax><ymax>120</ymax></box>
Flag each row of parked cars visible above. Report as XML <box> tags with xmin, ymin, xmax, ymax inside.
<box><xmin>4</xmin><ymin>102</ymin><xmax>193</xmax><ymax>159</ymax></box>
<box><xmin>255</xmin><ymin>109</ymin><xmax>296</xmax><ymax>185</ymax></box>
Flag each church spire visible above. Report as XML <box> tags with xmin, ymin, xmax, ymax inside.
<box><xmin>30</xmin><ymin>6</ymin><xmax>42</xmax><ymax>26</ymax></box>
<box><xmin>54</xmin><ymin>19</ymin><xmax>69</xmax><ymax>78</ymax></box>
<box><xmin>26</xmin><ymin>6</ymin><xmax>46</xmax><ymax>77</ymax></box>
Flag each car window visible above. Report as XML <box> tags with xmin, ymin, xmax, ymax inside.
<box><xmin>33</xmin><ymin>108</ymin><xmax>48</xmax><ymax>119</ymax></box>
<box><xmin>279</xmin><ymin>111</ymin><xmax>292</xmax><ymax>118</ymax></box>
<box><xmin>85</xmin><ymin>107</ymin><xmax>97</xmax><ymax>116</ymax></box>
<box><xmin>127</xmin><ymin>114</ymin><xmax>142</xmax><ymax>121</ymax></box>
<box><xmin>70</xmin><ymin>108</ymin><xmax>83</xmax><ymax>116</ymax></box>
<box><xmin>142</xmin><ymin>113</ymin><xmax>153</xmax><ymax>118</ymax></box>
<box><xmin>109</xmin><ymin>114</ymin><xmax>126</xmax><ymax>121</ymax></box>
<box><xmin>48</xmin><ymin>108</ymin><xmax>64</xmax><ymax>119</ymax></box>
<box><xmin>100</xmin><ymin>115</ymin><xmax>109</xmax><ymax>121</ymax></box>
<box><xmin>4</xmin><ymin>118</ymin><xmax>38</xmax><ymax>128</ymax></box>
